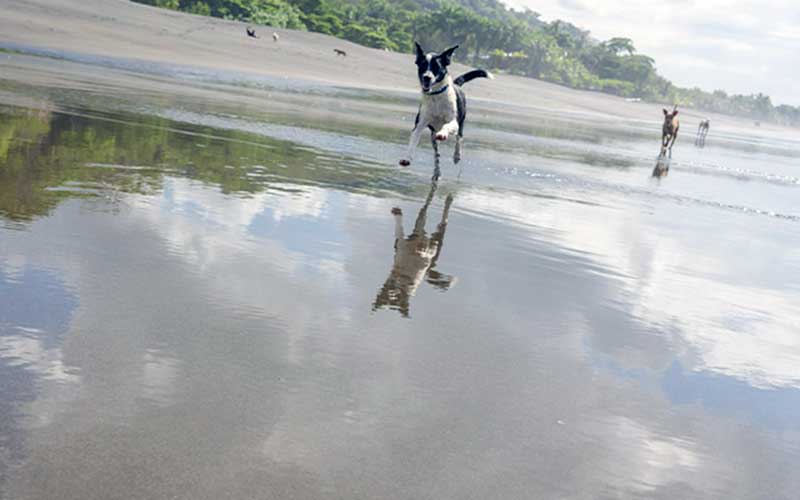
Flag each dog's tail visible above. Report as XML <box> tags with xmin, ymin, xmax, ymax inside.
<box><xmin>454</xmin><ymin>69</ymin><xmax>494</xmax><ymax>86</ymax></box>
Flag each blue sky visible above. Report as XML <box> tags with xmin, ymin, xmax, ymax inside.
<box><xmin>504</xmin><ymin>0</ymin><xmax>799</xmax><ymax>106</ymax></box>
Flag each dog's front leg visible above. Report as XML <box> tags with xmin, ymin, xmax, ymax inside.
<box><xmin>434</xmin><ymin>119</ymin><xmax>459</xmax><ymax>142</ymax></box>
<box><xmin>400</xmin><ymin>122</ymin><xmax>426</xmax><ymax>166</ymax></box>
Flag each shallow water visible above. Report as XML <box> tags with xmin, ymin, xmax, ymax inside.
<box><xmin>1</xmin><ymin>56</ymin><xmax>800</xmax><ymax>499</ymax></box>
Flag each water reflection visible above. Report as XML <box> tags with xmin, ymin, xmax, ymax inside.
<box><xmin>0</xmin><ymin>105</ymin><xmax>400</xmax><ymax>225</ymax></box>
<box><xmin>652</xmin><ymin>156</ymin><xmax>670</xmax><ymax>178</ymax></box>
<box><xmin>373</xmin><ymin>179</ymin><xmax>455</xmax><ymax>317</ymax></box>
<box><xmin>0</xmin><ymin>262</ymin><xmax>80</xmax><ymax>474</ymax></box>
<box><xmin>1</xmin><ymin>93</ymin><xmax>799</xmax><ymax>498</ymax></box>
<box><xmin>695</xmin><ymin>120</ymin><xmax>710</xmax><ymax>148</ymax></box>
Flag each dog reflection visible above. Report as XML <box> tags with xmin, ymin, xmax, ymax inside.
<box><xmin>695</xmin><ymin>119</ymin><xmax>710</xmax><ymax>148</ymax></box>
<box><xmin>373</xmin><ymin>181</ymin><xmax>455</xmax><ymax>317</ymax></box>
<box><xmin>652</xmin><ymin>156</ymin><xmax>670</xmax><ymax>178</ymax></box>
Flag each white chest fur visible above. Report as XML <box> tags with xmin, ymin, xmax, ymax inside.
<box><xmin>400</xmin><ymin>75</ymin><xmax>462</xmax><ymax>165</ymax></box>
<box><xmin>420</xmin><ymin>79</ymin><xmax>457</xmax><ymax>129</ymax></box>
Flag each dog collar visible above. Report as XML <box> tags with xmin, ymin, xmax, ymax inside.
<box><xmin>425</xmin><ymin>85</ymin><xmax>449</xmax><ymax>96</ymax></box>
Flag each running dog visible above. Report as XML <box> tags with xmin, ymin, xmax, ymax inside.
<box><xmin>661</xmin><ymin>106</ymin><xmax>680</xmax><ymax>158</ymax></box>
<box><xmin>399</xmin><ymin>43</ymin><xmax>493</xmax><ymax>168</ymax></box>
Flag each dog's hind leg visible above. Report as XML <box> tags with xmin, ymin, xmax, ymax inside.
<box><xmin>430</xmin><ymin>130</ymin><xmax>442</xmax><ymax>180</ymax></box>
<box><xmin>453</xmin><ymin>117</ymin><xmax>464</xmax><ymax>164</ymax></box>
<box><xmin>430</xmin><ymin>130</ymin><xmax>440</xmax><ymax>160</ymax></box>
<box><xmin>454</xmin><ymin>88</ymin><xmax>466</xmax><ymax>165</ymax></box>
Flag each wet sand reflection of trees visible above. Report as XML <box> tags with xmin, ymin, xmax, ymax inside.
<box><xmin>0</xmin><ymin>106</ymin><xmax>398</xmax><ymax>223</ymax></box>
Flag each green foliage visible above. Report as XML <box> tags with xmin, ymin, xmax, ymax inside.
<box><xmin>136</xmin><ymin>0</ymin><xmax>181</xmax><ymax>9</ymax></box>
<box><xmin>186</xmin><ymin>2</ymin><xmax>211</xmax><ymax>15</ymax></box>
<box><xmin>135</xmin><ymin>0</ymin><xmax>308</xmax><ymax>29</ymax></box>
<box><xmin>131</xmin><ymin>0</ymin><xmax>800</xmax><ymax>126</ymax></box>
<box><xmin>247</xmin><ymin>0</ymin><xmax>306</xmax><ymax>29</ymax></box>
<box><xmin>0</xmin><ymin>106</ymin><xmax>397</xmax><ymax>221</ymax></box>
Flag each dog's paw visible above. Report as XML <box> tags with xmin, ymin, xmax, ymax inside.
<box><xmin>391</xmin><ymin>207</ymin><xmax>402</xmax><ymax>216</ymax></box>
<box><xmin>399</xmin><ymin>159</ymin><xmax>411</xmax><ymax>166</ymax></box>
<box><xmin>453</xmin><ymin>152</ymin><xmax>461</xmax><ymax>164</ymax></box>
<box><xmin>435</xmin><ymin>132</ymin><xmax>448</xmax><ymax>142</ymax></box>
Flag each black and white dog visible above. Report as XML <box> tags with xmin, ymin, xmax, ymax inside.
<box><xmin>399</xmin><ymin>43</ymin><xmax>493</xmax><ymax>168</ymax></box>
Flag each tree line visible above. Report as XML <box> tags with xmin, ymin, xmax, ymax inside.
<box><xmin>133</xmin><ymin>0</ymin><xmax>800</xmax><ymax>127</ymax></box>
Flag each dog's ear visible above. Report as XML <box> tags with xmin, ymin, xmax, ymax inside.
<box><xmin>673</xmin><ymin>110</ymin><xmax>679</xmax><ymax>116</ymax></box>
<box><xmin>440</xmin><ymin>45</ymin><xmax>459</xmax><ymax>65</ymax></box>
<box><xmin>414</xmin><ymin>42</ymin><xmax>425</xmax><ymax>62</ymax></box>
<box><xmin>663</xmin><ymin>108</ymin><xmax>668</xmax><ymax>116</ymax></box>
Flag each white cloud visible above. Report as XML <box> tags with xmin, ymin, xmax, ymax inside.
<box><xmin>0</xmin><ymin>329</ymin><xmax>78</xmax><ymax>383</ymax></box>
<box><xmin>0</xmin><ymin>327</ymin><xmax>82</xmax><ymax>428</ymax></box>
<box><xmin>140</xmin><ymin>349</ymin><xmax>181</xmax><ymax>406</ymax></box>
<box><xmin>458</xmin><ymin>184</ymin><xmax>800</xmax><ymax>390</ymax></box>
<box><xmin>603</xmin><ymin>416</ymin><xmax>703</xmax><ymax>492</ymax></box>
<box><xmin>504</xmin><ymin>0</ymin><xmax>800</xmax><ymax>105</ymax></box>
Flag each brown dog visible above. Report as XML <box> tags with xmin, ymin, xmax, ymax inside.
<box><xmin>661</xmin><ymin>106</ymin><xmax>680</xmax><ymax>158</ymax></box>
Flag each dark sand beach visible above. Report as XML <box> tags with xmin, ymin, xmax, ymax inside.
<box><xmin>1</xmin><ymin>1</ymin><xmax>800</xmax><ymax>499</ymax></box>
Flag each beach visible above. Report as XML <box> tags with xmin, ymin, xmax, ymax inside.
<box><xmin>1</xmin><ymin>1</ymin><xmax>800</xmax><ymax>499</ymax></box>
<box><xmin>2</xmin><ymin>0</ymin><xmax>797</xmax><ymax>137</ymax></box>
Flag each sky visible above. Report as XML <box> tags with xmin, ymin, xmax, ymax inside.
<box><xmin>503</xmin><ymin>0</ymin><xmax>800</xmax><ymax>106</ymax></box>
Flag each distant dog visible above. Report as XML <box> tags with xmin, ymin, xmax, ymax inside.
<box><xmin>272</xmin><ymin>32</ymin><xmax>279</xmax><ymax>42</ymax></box>
<box><xmin>695</xmin><ymin>118</ymin><xmax>709</xmax><ymax>147</ymax></box>
<box><xmin>246</xmin><ymin>27</ymin><xmax>258</xmax><ymax>39</ymax></box>
<box><xmin>399</xmin><ymin>43</ymin><xmax>493</xmax><ymax>169</ymax></box>
<box><xmin>661</xmin><ymin>106</ymin><xmax>680</xmax><ymax>158</ymax></box>
<box><xmin>697</xmin><ymin>119</ymin><xmax>710</xmax><ymax>138</ymax></box>
<box><xmin>333</xmin><ymin>49</ymin><xmax>347</xmax><ymax>57</ymax></box>
<box><xmin>373</xmin><ymin>179</ymin><xmax>455</xmax><ymax>317</ymax></box>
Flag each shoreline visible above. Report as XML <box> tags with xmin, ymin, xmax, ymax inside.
<box><xmin>1</xmin><ymin>0</ymin><xmax>795</xmax><ymax>138</ymax></box>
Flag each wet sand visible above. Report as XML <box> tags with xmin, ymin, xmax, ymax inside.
<box><xmin>2</xmin><ymin>2</ymin><xmax>800</xmax><ymax>500</ymax></box>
